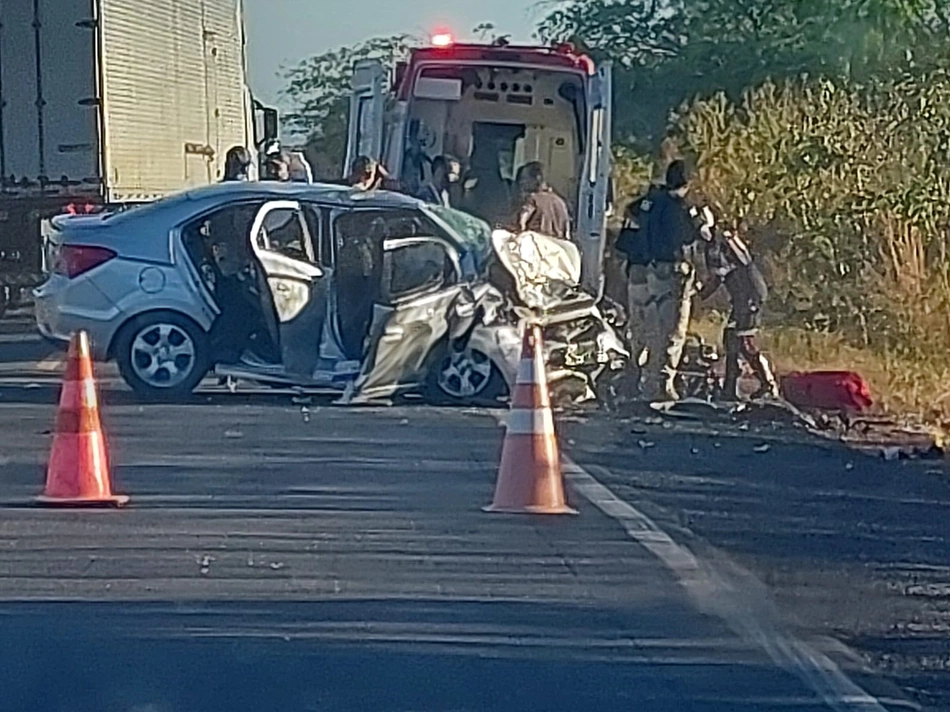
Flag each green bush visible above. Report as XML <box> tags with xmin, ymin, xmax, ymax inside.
<box><xmin>665</xmin><ymin>65</ymin><xmax>950</xmax><ymax>365</ymax></box>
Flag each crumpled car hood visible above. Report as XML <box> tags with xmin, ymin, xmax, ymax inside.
<box><xmin>490</xmin><ymin>229</ymin><xmax>586</xmax><ymax>311</ymax></box>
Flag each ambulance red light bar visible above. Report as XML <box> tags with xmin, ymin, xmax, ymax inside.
<box><xmin>431</xmin><ymin>31</ymin><xmax>454</xmax><ymax>48</ymax></box>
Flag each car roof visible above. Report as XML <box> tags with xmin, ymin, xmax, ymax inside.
<box><xmin>96</xmin><ymin>180</ymin><xmax>433</xmax><ymax>231</ymax></box>
<box><xmin>183</xmin><ymin>180</ymin><xmax>427</xmax><ymax>210</ymax></box>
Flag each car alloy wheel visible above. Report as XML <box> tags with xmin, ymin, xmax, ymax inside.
<box><xmin>437</xmin><ymin>345</ymin><xmax>494</xmax><ymax>399</ymax></box>
<box><xmin>129</xmin><ymin>322</ymin><xmax>198</xmax><ymax>389</ymax></box>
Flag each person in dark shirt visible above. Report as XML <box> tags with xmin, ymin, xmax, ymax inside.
<box><xmin>222</xmin><ymin>146</ymin><xmax>253</xmax><ymax>182</ymax></box>
<box><xmin>513</xmin><ymin>162</ymin><xmax>571</xmax><ymax>239</ymax></box>
<box><xmin>417</xmin><ymin>155</ymin><xmax>462</xmax><ymax>207</ymax></box>
<box><xmin>616</xmin><ymin>186</ymin><xmax>662</xmax><ymax>396</ymax></box>
<box><xmin>698</xmin><ymin>226</ymin><xmax>779</xmax><ymax>400</ymax></box>
<box><xmin>262</xmin><ymin>151</ymin><xmax>291</xmax><ymax>181</ymax></box>
<box><xmin>639</xmin><ymin>160</ymin><xmax>707</xmax><ymax>401</ymax></box>
<box><xmin>343</xmin><ymin>156</ymin><xmax>401</xmax><ymax>191</ymax></box>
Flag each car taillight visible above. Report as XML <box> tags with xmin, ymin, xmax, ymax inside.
<box><xmin>53</xmin><ymin>245</ymin><xmax>117</xmax><ymax>279</ymax></box>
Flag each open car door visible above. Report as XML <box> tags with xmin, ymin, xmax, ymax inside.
<box><xmin>576</xmin><ymin>61</ymin><xmax>613</xmax><ymax>298</ymax></box>
<box><xmin>344</xmin><ymin>59</ymin><xmax>386</xmax><ymax>175</ymax></box>
<box><xmin>347</xmin><ymin>236</ymin><xmax>464</xmax><ymax>401</ymax></box>
<box><xmin>250</xmin><ymin>201</ymin><xmax>329</xmax><ymax>378</ymax></box>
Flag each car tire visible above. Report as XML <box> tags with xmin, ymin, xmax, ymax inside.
<box><xmin>115</xmin><ymin>311</ymin><xmax>210</xmax><ymax>401</ymax></box>
<box><xmin>426</xmin><ymin>342</ymin><xmax>507</xmax><ymax>406</ymax></box>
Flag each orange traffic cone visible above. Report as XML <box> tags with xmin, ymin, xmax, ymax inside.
<box><xmin>36</xmin><ymin>331</ymin><xmax>128</xmax><ymax>507</ymax></box>
<box><xmin>484</xmin><ymin>324</ymin><xmax>577</xmax><ymax>515</ymax></box>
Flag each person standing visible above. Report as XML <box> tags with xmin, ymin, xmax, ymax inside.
<box><xmin>615</xmin><ymin>185</ymin><xmax>662</xmax><ymax>397</ymax></box>
<box><xmin>698</xmin><ymin>226</ymin><xmax>779</xmax><ymax>400</ymax></box>
<box><xmin>641</xmin><ymin>160</ymin><xmax>708</xmax><ymax>401</ymax></box>
<box><xmin>262</xmin><ymin>151</ymin><xmax>291</xmax><ymax>181</ymax></box>
<box><xmin>222</xmin><ymin>146</ymin><xmax>253</xmax><ymax>182</ymax></box>
<box><xmin>417</xmin><ymin>155</ymin><xmax>462</xmax><ymax>207</ymax></box>
<box><xmin>513</xmin><ymin>162</ymin><xmax>571</xmax><ymax>239</ymax></box>
<box><xmin>344</xmin><ymin>156</ymin><xmax>400</xmax><ymax>191</ymax></box>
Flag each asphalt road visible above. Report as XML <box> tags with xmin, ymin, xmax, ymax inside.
<box><xmin>0</xmin><ymin>310</ymin><xmax>945</xmax><ymax>711</ymax></box>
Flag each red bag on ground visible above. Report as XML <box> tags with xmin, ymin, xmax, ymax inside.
<box><xmin>780</xmin><ymin>371</ymin><xmax>873</xmax><ymax>411</ymax></box>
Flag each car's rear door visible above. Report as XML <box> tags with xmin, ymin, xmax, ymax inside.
<box><xmin>250</xmin><ymin>201</ymin><xmax>329</xmax><ymax>378</ymax></box>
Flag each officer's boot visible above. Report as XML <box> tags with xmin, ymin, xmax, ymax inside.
<box><xmin>720</xmin><ymin>353</ymin><xmax>741</xmax><ymax>402</ymax></box>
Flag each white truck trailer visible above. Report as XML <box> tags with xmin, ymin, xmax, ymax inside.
<box><xmin>0</xmin><ymin>0</ymin><xmax>276</xmax><ymax>304</ymax></box>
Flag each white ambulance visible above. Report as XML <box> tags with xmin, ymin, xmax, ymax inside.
<box><xmin>345</xmin><ymin>35</ymin><xmax>613</xmax><ymax>296</ymax></box>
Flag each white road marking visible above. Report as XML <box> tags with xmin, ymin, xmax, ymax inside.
<box><xmin>562</xmin><ymin>459</ymin><xmax>905</xmax><ymax>712</ymax></box>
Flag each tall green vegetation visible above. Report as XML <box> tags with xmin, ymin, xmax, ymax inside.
<box><xmin>542</xmin><ymin>0</ymin><xmax>950</xmax><ymax>412</ymax></box>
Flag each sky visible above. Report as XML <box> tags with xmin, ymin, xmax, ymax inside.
<box><xmin>243</xmin><ymin>0</ymin><xmax>545</xmax><ymax>106</ymax></box>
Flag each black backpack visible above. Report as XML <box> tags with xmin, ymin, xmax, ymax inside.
<box><xmin>616</xmin><ymin>188</ymin><xmax>659</xmax><ymax>266</ymax></box>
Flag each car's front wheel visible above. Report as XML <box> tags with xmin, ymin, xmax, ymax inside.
<box><xmin>428</xmin><ymin>343</ymin><xmax>507</xmax><ymax>405</ymax></box>
<box><xmin>115</xmin><ymin>311</ymin><xmax>210</xmax><ymax>400</ymax></box>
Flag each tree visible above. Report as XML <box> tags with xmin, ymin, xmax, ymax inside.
<box><xmin>282</xmin><ymin>23</ymin><xmax>507</xmax><ymax>177</ymax></box>
<box><xmin>538</xmin><ymin>0</ymin><xmax>944</xmax><ymax>148</ymax></box>
<box><xmin>282</xmin><ymin>35</ymin><xmax>415</xmax><ymax>177</ymax></box>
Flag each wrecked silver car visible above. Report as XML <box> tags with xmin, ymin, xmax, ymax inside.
<box><xmin>34</xmin><ymin>181</ymin><xmax>627</xmax><ymax>403</ymax></box>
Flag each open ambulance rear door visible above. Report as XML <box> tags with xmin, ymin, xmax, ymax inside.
<box><xmin>344</xmin><ymin>60</ymin><xmax>386</xmax><ymax>174</ymax></box>
<box><xmin>576</xmin><ymin>61</ymin><xmax>613</xmax><ymax>298</ymax></box>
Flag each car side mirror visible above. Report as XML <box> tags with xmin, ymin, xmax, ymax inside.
<box><xmin>262</xmin><ymin>108</ymin><xmax>279</xmax><ymax>143</ymax></box>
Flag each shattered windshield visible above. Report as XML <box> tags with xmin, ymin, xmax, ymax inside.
<box><xmin>425</xmin><ymin>205</ymin><xmax>493</xmax><ymax>275</ymax></box>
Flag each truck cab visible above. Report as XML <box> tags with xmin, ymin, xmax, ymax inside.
<box><xmin>345</xmin><ymin>38</ymin><xmax>612</xmax><ymax>296</ymax></box>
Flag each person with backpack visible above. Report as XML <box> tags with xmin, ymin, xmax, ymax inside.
<box><xmin>622</xmin><ymin>161</ymin><xmax>708</xmax><ymax>400</ymax></box>
<box><xmin>698</xmin><ymin>225</ymin><xmax>779</xmax><ymax>400</ymax></box>
<box><xmin>615</xmin><ymin>184</ymin><xmax>662</xmax><ymax>397</ymax></box>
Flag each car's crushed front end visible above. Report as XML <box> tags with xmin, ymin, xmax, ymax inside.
<box><xmin>344</xmin><ymin>224</ymin><xmax>628</xmax><ymax>406</ymax></box>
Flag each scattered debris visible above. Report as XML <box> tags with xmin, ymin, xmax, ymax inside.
<box><xmin>881</xmin><ymin>447</ymin><xmax>902</xmax><ymax>462</ymax></box>
<box><xmin>637</xmin><ymin>440</ymin><xmax>655</xmax><ymax>450</ymax></box>
<box><xmin>197</xmin><ymin>554</ymin><xmax>213</xmax><ymax>576</ymax></box>
<box><xmin>876</xmin><ymin>443</ymin><xmax>945</xmax><ymax>461</ymax></box>
<box><xmin>650</xmin><ymin>398</ymin><xmax>715</xmax><ymax>421</ymax></box>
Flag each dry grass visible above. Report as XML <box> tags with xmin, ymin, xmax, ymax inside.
<box><xmin>689</xmin><ymin>311</ymin><xmax>950</xmax><ymax>425</ymax></box>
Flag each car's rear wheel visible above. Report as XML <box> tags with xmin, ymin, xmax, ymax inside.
<box><xmin>115</xmin><ymin>311</ymin><xmax>210</xmax><ymax>400</ymax></box>
<box><xmin>428</xmin><ymin>343</ymin><xmax>507</xmax><ymax>405</ymax></box>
